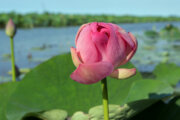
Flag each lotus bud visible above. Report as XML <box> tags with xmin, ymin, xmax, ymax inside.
<box><xmin>70</xmin><ymin>22</ymin><xmax>137</xmax><ymax>84</ymax></box>
<box><xmin>5</xmin><ymin>19</ymin><xmax>16</xmax><ymax>38</ymax></box>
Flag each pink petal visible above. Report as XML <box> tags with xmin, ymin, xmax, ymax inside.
<box><xmin>109</xmin><ymin>23</ymin><xmax>124</xmax><ymax>32</ymax></box>
<box><xmin>76</xmin><ymin>24</ymin><xmax>101</xmax><ymax>63</ymax></box>
<box><xmin>110</xmin><ymin>68</ymin><xmax>136</xmax><ymax>79</ymax></box>
<box><xmin>91</xmin><ymin>23</ymin><xmax>109</xmax><ymax>61</ymax></box>
<box><xmin>128</xmin><ymin>32</ymin><xmax>138</xmax><ymax>57</ymax></box>
<box><xmin>99</xmin><ymin>23</ymin><xmax>126</xmax><ymax>67</ymax></box>
<box><xmin>75</xmin><ymin>23</ymin><xmax>89</xmax><ymax>45</ymax></box>
<box><xmin>118</xmin><ymin>32</ymin><xmax>138</xmax><ymax>66</ymax></box>
<box><xmin>109</xmin><ymin>23</ymin><xmax>137</xmax><ymax>67</ymax></box>
<box><xmin>121</xmin><ymin>32</ymin><xmax>135</xmax><ymax>48</ymax></box>
<box><xmin>70</xmin><ymin>47</ymin><xmax>82</xmax><ymax>67</ymax></box>
<box><xmin>70</xmin><ymin>61</ymin><xmax>114</xmax><ymax>84</ymax></box>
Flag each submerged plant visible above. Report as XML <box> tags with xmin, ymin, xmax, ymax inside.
<box><xmin>70</xmin><ymin>22</ymin><xmax>137</xmax><ymax>120</ymax></box>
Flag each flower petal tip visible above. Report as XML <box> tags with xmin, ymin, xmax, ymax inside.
<box><xmin>110</xmin><ymin>68</ymin><xmax>136</xmax><ymax>79</ymax></box>
<box><xmin>70</xmin><ymin>47</ymin><xmax>82</xmax><ymax>67</ymax></box>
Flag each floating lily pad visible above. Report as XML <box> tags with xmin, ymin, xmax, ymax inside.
<box><xmin>31</xmin><ymin>44</ymin><xmax>53</xmax><ymax>51</ymax></box>
<box><xmin>2</xmin><ymin>53</ymin><xmax>11</xmax><ymax>61</ymax></box>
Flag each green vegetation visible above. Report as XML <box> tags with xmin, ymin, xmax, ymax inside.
<box><xmin>1</xmin><ymin>12</ymin><xmax>180</xmax><ymax>28</ymax></box>
<box><xmin>160</xmin><ymin>24</ymin><xmax>180</xmax><ymax>40</ymax></box>
<box><xmin>0</xmin><ymin>53</ymin><xmax>179</xmax><ymax>120</ymax></box>
<box><xmin>144</xmin><ymin>30</ymin><xmax>159</xmax><ymax>38</ymax></box>
<box><xmin>144</xmin><ymin>24</ymin><xmax>180</xmax><ymax>40</ymax></box>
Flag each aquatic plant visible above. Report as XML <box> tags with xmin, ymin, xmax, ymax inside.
<box><xmin>5</xmin><ymin>19</ymin><xmax>17</xmax><ymax>82</ymax></box>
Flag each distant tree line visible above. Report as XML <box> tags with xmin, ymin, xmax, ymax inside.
<box><xmin>0</xmin><ymin>12</ymin><xmax>180</xmax><ymax>28</ymax></box>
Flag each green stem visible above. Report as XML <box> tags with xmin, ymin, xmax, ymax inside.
<box><xmin>101</xmin><ymin>78</ymin><xmax>109</xmax><ymax>120</ymax></box>
<box><xmin>10</xmin><ymin>37</ymin><xmax>16</xmax><ymax>82</ymax></box>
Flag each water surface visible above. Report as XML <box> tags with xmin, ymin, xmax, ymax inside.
<box><xmin>1</xmin><ymin>22</ymin><xmax>180</xmax><ymax>78</ymax></box>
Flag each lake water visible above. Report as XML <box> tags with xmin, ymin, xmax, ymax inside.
<box><xmin>1</xmin><ymin>22</ymin><xmax>180</xmax><ymax>79</ymax></box>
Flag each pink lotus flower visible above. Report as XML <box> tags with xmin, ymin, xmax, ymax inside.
<box><xmin>70</xmin><ymin>22</ymin><xmax>137</xmax><ymax>84</ymax></box>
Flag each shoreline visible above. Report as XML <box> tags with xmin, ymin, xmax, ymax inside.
<box><xmin>1</xmin><ymin>12</ymin><xmax>180</xmax><ymax>28</ymax></box>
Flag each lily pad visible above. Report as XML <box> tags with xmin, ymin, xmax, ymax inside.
<box><xmin>153</xmin><ymin>63</ymin><xmax>180</xmax><ymax>86</ymax></box>
<box><xmin>0</xmin><ymin>82</ymin><xmax>18</xmax><ymax>120</ymax></box>
<box><xmin>4</xmin><ymin>53</ymin><xmax>174</xmax><ymax>120</ymax></box>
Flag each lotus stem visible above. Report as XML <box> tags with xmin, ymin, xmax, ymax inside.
<box><xmin>10</xmin><ymin>37</ymin><xmax>16</xmax><ymax>82</ymax></box>
<box><xmin>101</xmin><ymin>78</ymin><xmax>109</xmax><ymax>120</ymax></box>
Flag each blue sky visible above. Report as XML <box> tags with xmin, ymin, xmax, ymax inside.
<box><xmin>0</xmin><ymin>0</ymin><xmax>179</xmax><ymax>16</ymax></box>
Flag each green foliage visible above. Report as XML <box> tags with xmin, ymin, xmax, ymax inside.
<box><xmin>0</xmin><ymin>53</ymin><xmax>179</xmax><ymax>120</ymax></box>
<box><xmin>144</xmin><ymin>24</ymin><xmax>180</xmax><ymax>41</ymax></box>
<box><xmin>125</xmin><ymin>80</ymin><xmax>174</xmax><ymax>103</ymax></box>
<box><xmin>71</xmin><ymin>112</ymin><xmax>89</xmax><ymax>120</ymax></box>
<box><xmin>88</xmin><ymin>101</ymin><xmax>155</xmax><ymax>120</ymax></box>
<box><xmin>0</xmin><ymin>82</ymin><xmax>18</xmax><ymax>120</ymax></box>
<box><xmin>1</xmin><ymin>12</ymin><xmax>180</xmax><ymax>28</ymax></box>
<box><xmin>159</xmin><ymin>24</ymin><xmax>180</xmax><ymax>40</ymax></box>
<box><xmin>4</xmin><ymin>54</ymin><xmax>142</xmax><ymax>120</ymax></box>
<box><xmin>153</xmin><ymin>63</ymin><xmax>180</xmax><ymax>86</ymax></box>
<box><xmin>144</xmin><ymin>30</ymin><xmax>159</xmax><ymax>38</ymax></box>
